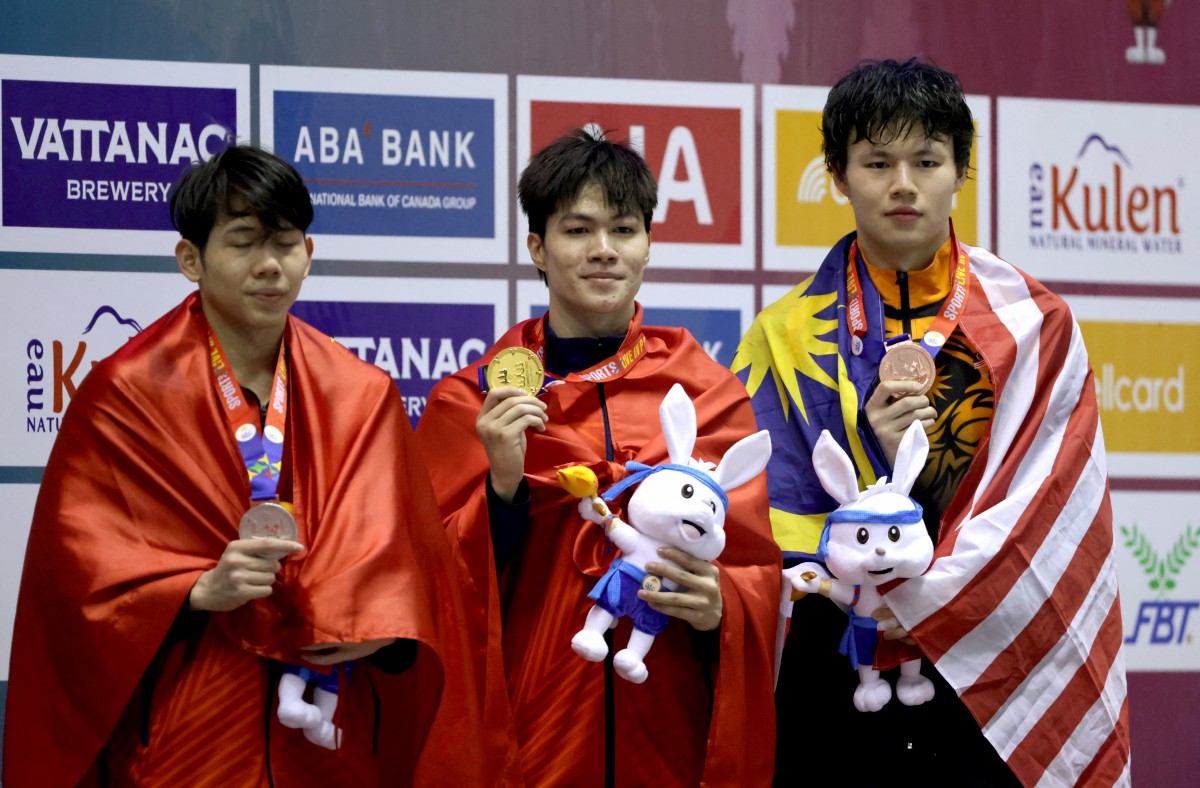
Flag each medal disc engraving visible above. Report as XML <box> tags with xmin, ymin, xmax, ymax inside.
<box><xmin>641</xmin><ymin>574</ymin><xmax>663</xmax><ymax>592</ymax></box>
<box><xmin>486</xmin><ymin>347</ymin><xmax>545</xmax><ymax>397</ymax></box>
<box><xmin>239</xmin><ymin>501</ymin><xmax>298</xmax><ymax>558</ymax></box>
<box><xmin>879</xmin><ymin>341</ymin><xmax>936</xmax><ymax>395</ymax></box>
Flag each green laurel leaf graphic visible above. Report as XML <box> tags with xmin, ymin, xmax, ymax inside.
<box><xmin>1120</xmin><ymin>524</ymin><xmax>1164</xmax><ymax>582</ymax></box>
<box><xmin>1164</xmin><ymin>524</ymin><xmax>1200</xmax><ymax>578</ymax></box>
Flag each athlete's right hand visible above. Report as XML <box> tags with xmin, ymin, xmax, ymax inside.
<box><xmin>189</xmin><ymin>538</ymin><xmax>304</xmax><ymax>612</ymax></box>
<box><xmin>865</xmin><ymin>379</ymin><xmax>936</xmax><ymax>467</ymax></box>
<box><xmin>477</xmin><ymin>386</ymin><xmax>548</xmax><ymax>503</ymax></box>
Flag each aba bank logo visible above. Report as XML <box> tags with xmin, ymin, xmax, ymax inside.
<box><xmin>24</xmin><ymin>306</ymin><xmax>143</xmax><ymax>434</ymax></box>
<box><xmin>1121</xmin><ymin>521</ymin><xmax>1200</xmax><ymax>646</ymax></box>
<box><xmin>529</xmin><ymin>103</ymin><xmax>743</xmax><ymax>245</ymax></box>
<box><xmin>289</xmin><ymin>301</ymin><xmax>491</xmax><ymax>426</ymax></box>
<box><xmin>272</xmin><ymin>91</ymin><xmax>495</xmax><ymax>239</ymax></box>
<box><xmin>2</xmin><ymin>79</ymin><xmax>236</xmax><ymax>231</ymax></box>
<box><xmin>1027</xmin><ymin>133</ymin><xmax>1183</xmax><ymax>255</ymax></box>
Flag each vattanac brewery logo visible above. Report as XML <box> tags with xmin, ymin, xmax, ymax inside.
<box><xmin>1028</xmin><ymin>133</ymin><xmax>1183</xmax><ymax>255</ymax></box>
<box><xmin>289</xmin><ymin>300</ymin><xmax>490</xmax><ymax>427</ymax></box>
<box><xmin>25</xmin><ymin>306</ymin><xmax>142</xmax><ymax>433</ymax></box>
<box><xmin>1121</xmin><ymin>521</ymin><xmax>1200</xmax><ymax>647</ymax></box>
<box><xmin>2</xmin><ymin>79</ymin><xmax>236</xmax><ymax>232</ymax></box>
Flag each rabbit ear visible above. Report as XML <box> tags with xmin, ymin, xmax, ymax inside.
<box><xmin>889</xmin><ymin>421</ymin><xmax>930</xmax><ymax>495</ymax></box>
<box><xmin>813</xmin><ymin>430</ymin><xmax>860</xmax><ymax>505</ymax></box>
<box><xmin>712</xmin><ymin>430</ymin><xmax>772</xmax><ymax>492</ymax></box>
<box><xmin>660</xmin><ymin>384</ymin><xmax>697</xmax><ymax>464</ymax></box>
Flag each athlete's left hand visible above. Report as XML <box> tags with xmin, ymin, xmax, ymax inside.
<box><xmin>873</xmin><ymin>606</ymin><xmax>917</xmax><ymax>645</ymax></box>
<box><xmin>639</xmin><ymin>547</ymin><xmax>723</xmax><ymax>632</ymax></box>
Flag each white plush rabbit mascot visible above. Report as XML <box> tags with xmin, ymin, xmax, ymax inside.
<box><xmin>563</xmin><ymin>383</ymin><xmax>771</xmax><ymax>684</ymax></box>
<box><xmin>784</xmin><ymin>420</ymin><xmax>935</xmax><ymax>712</ymax></box>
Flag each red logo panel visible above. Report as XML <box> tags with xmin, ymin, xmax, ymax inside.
<box><xmin>530</xmin><ymin>101</ymin><xmax>742</xmax><ymax>244</ymax></box>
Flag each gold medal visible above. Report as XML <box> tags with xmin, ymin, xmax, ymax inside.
<box><xmin>641</xmin><ymin>574</ymin><xmax>663</xmax><ymax>592</ymax></box>
<box><xmin>879</xmin><ymin>340</ymin><xmax>936</xmax><ymax>395</ymax></box>
<box><xmin>485</xmin><ymin>347</ymin><xmax>545</xmax><ymax>397</ymax></box>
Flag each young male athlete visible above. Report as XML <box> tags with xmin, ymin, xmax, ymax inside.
<box><xmin>416</xmin><ymin>129</ymin><xmax>781</xmax><ymax>786</ymax></box>
<box><xmin>734</xmin><ymin>60</ymin><xmax>1130</xmax><ymax>786</ymax></box>
<box><xmin>3</xmin><ymin>145</ymin><xmax>497</xmax><ymax>786</ymax></box>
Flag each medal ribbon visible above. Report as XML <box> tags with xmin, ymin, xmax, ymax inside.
<box><xmin>844</xmin><ymin>221</ymin><xmax>970</xmax><ymax>359</ymax></box>
<box><xmin>528</xmin><ymin>304</ymin><xmax>650</xmax><ymax>385</ymax></box>
<box><xmin>206</xmin><ymin>324</ymin><xmax>289</xmax><ymax>501</ymax></box>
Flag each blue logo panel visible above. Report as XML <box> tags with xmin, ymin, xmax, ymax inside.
<box><xmin>273</xmin><ymin>91</ymin><xmax>495</xmax><ymax>239</ymax></box>
<box><xmin>291</xmin><ymin>301</ymin><xmax>493</xmax><ymax>428</ymax></box>
<box><xmin>530</xmin><ymin>304</ymin><xmax>741</xmax><ymax>367</ymax></box>
<box><xmin>1</xmin><ymin>80</ymin><xmax>236</xmax><ymax>231</ymax></box>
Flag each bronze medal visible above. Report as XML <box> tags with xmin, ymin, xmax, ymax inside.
<box><xmin>878</xmin><ymin>340</ymin><xmax>936</xmax><ymax>395</ymax></box>
<box><xmin>486</xmin><ymin>347</ymin><xmax>545</xmax><ymax>397</ymax></box>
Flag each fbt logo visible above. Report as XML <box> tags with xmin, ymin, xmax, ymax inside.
<box><xmin>1121</xmin><ymin>522</ymin><xmax>1200</xmax><ymax>647</ymax></box>
<box><xmin>24</xmin><ymin>306</ymin><xmax>143</xmax><ymax>433</ymax></box>
<box><xmin>1125</xmin><ymin>600</ymin><xmax>1198</xmax><ymax>646</ymax></box>
<box><xmin>289</xmin><ymin>301</ymin><xmax>492</xmax><ymax>427</ymax></box>
<box><xmin>1028</xmin><ymin>133</ymin><xmax>1183</xmax><ymax>254</ymax></box>
<box><xmin>529</xmin><ymin>101</ymin><xmax>742</xmax><ymax>245</ymax></box>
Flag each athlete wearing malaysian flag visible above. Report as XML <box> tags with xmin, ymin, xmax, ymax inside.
<box><xmin>735</xmin><ymin>59</ymin><xmax>1130</xmax><ymax>786</ymax></box>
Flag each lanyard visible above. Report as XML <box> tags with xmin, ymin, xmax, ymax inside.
<box><xmin>844</xmin><ymin>222</ymin><xmax>970</xmax><ymax>358</ymax></box>
<box><xmin>206</xmin><ymin>324</ymin><xmax>289</xmax><ymax>501</ymax></box>
<box><xmin>528</xmin><ymin>306</ymin><xmax>650</xmax><ymax>385</ymax></box>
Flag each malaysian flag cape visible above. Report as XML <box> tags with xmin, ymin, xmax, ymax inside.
<box><xmin>733</xmin><ymin>233</ymin><xmax>1130</xmax><ymax>786</ymax></box>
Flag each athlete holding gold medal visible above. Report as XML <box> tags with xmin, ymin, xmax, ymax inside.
<box><xmin>417</xmin><ymin>129</ymin><xmax>780</xmax><ymax>787</ymax></box>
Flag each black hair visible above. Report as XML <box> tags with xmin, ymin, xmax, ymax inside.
<box><xmin>822</xmin><ymin>58</ymin><xmax>974</xmax><ymax>179</ymax></box>
<box><xmin>518</xmin><ymin>128</ymin><xmax>657</xmax><ymax>238</ymax></box>
<box><xmin>170</xmin><ymin>143</ymin><xmax>314</xmax><ymax>250</ymax></box>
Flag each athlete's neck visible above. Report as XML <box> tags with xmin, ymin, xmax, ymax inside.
<box><xmin>857</xmin><ymin>228</ymin><xmax>948</xmax><ymax>273</ymax></box>
<box><xmin>546</xmin><ymin>305</ymin><xmax>634</xmax><ymax>339</ymax></box>
<box><xmin>202</xmin><ymin>305</ymin><xmax>284</xmax><ymax>402</ymax></box>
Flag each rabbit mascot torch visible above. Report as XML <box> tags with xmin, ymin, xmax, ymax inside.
<box><xmin>784</xmin><ymin>420</ymin><xmax>936</xmax><ymax>712</ymax></box>
<box><xmin>558</xmin><ymin>383</ymin><xmax>772</xmax><ymax>684</ymax></box>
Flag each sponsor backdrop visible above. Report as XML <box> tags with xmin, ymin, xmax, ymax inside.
<box><xmin>763</xmin><ymin>86</ymin><xmax>992</xmax><ymax>270</ymax></box>
<box><xmin>0</xmin><ymin>270</ymin><xmax>196</xmax><ymax>465</ymax></box>
<box><xmin>2</xmin><ymin>1</ymin><xmax>1197</xmax><ymax>784</ymax></box>
<box><xmin>261</xmin><ymin>66</ymin><xmax>508</xmax><ymax>263</ymax></box>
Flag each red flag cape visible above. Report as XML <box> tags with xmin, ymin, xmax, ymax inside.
<box><xmin>3</xmin><ymin>293</ymin><xmax>503</xmax><ymax>787</ymax></box>
<box><xmin>416</xmin><ymin>308</ymin><xmax>781</xmax><ymax>787</ymax></box>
